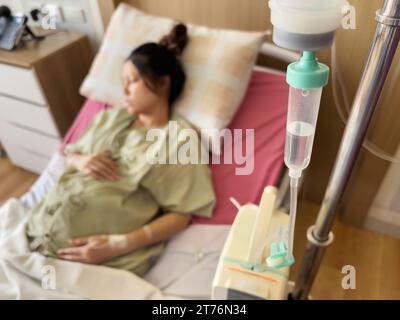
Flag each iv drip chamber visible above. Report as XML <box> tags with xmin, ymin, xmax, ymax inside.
<box><xmin>284</xmin><ymin>51</ymin><xmax>329</xmax><ymax>179</ymax></box>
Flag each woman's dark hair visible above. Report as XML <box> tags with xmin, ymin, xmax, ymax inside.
<box><xmin>127</xmin><ymin>23</ymin><xmax>189</xmax><ymax>109</ymax></box>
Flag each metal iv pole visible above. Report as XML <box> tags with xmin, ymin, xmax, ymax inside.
<box><xmin>291</xmin><ymin>0</ymin><xmax>400</xmax><ymax>300</ymax></box>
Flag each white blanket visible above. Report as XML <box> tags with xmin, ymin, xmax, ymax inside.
<box><xmin>0</xmin><ymin>198</ymin><xmax>179</xmax><ymax>300</ymax></box>
<box><xmin>11</xmin><ymin>152</ymin><xmax>231</xmax><ymax>299</ymax></box>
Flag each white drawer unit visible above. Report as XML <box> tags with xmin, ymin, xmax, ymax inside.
<box><xmin>0</xmin><ymin>31</ymin><xmax>92</xmax><ymax>174</ymax></box>
<box><xmin>0</xmin><ymin>63</ymin><xmax>47</xmax><ymax>105</ymax></box>
<box><xmin>0</xmin><ymin>121</ymin><xmax>60</xmax><ymax>159</ymax></box>
<box><xmin>0</xmin><ymin>63</ymin><xmax>61</xmax><ymax>174</ymax></box>
<box><xmin>0</xmin><ymin>139</ymin><xmax>51</xmax><ymax>174</ymax></box>
<box><xmin>0</xmin><ymin>120</ymin><xmax>60</xmax><ymax>174</ymax></box>
<box><xmin>0</xmin><ymin>94</ymin><xmax>59</xmax><ymax>137</ymax></box>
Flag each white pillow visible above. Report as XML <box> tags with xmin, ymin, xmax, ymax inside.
<box><xmin>80</xmin><ymin>4</ymin><xmax>265</xmax><ymax>154</ymax></box>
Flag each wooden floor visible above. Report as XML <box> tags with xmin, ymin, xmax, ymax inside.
<box><xmin>291</xmin><ymin>197</ymin><xmax>400</xmax><ymax>299</ymax></box>
<box><xmin>1</xmin><ymin>156</ymin><xmax>399</xmax><ymax>299</ymax></box>
<box><xmin>0</xmin><ymin>157</ymin><xmax>38</xmax><ymax>204</ymax></box>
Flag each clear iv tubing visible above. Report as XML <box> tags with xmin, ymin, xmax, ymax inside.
<box><xmin>287</xmin><ymin>177</ymin><xmax>299</xmax><ymax>260</ymax></box>
<box><xmin>331</xmin><ymin>40</ymin><xmax>400</xmax><ymax>164</ymax></box>
<box><xmin>281</xmin><ymin>51</ymin><xmax>326</xmax><ymax>266</ymax></box>
<box><xmin>284</xmin><ymin>87</ymin><xmax>321</xmax><ymax>260</ymax></box>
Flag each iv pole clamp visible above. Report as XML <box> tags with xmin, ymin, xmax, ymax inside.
<box><xmin>291</xmin><ymin>0</ymin><xmax>400</xmax><ymax>300</ymax></box>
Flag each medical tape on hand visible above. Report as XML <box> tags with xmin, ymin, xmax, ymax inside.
<box><xmin>108</xmin><ymin>235</ymin><xmax>129</xmax><ymax>250</ymax></box>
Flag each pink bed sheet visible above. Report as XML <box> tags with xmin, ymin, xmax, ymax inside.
<box><xmin>59</xmin><ymin>99</ymin><xmax>112</xmax><ymax>153</ymax></box>
<box><xmin>192</xmin><ymin>70</ymin><xmax>288</xmax><ymax>224</ymax></box>
<box><xmin>60</xmin><ymin>69</ymin><xmax>288</xmax><ymax>225</ymax></box>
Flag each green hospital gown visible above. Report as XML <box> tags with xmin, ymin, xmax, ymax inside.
<box><xmin>25</xmin><ymin>108</ymin><xmax>216</xmax><ymax>276</ymax></box>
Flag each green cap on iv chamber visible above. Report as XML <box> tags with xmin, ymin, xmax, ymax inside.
<box><xmin>286</xmin><ymin>51</ymin><xmax>330</xmax><ymax>89</ymax></box>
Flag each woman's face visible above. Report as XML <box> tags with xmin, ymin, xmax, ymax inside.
<box><xmin>122</xmin><ymin>61</ymin><xmax>169</xmax><ymax>115</ymax></box>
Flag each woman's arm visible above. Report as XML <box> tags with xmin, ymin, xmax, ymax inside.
<box><xmin>125</xmin><ymin>212</ymin><xmax>191</xmax><ymax>252</ymax></box>
<box><xmin>66</xmin><ymin>152</ymin><xmax>119</xmax><ymax>181</ymax></box>
<box><xmin>57</xmin><ymin>212</ymin><xmax>191</xmax><ymax>264</ymax></box>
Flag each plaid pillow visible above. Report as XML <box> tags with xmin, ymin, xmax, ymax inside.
<box><xmin>80</xmin><ymin>3</ymin><xmax>265</xmax><ymax>154</ymax></box>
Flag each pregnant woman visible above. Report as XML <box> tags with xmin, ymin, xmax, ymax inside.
<box><xmin>25</xmin><ymin>24</ymin><xmax>216</xmax><ymax>277</ymax></box>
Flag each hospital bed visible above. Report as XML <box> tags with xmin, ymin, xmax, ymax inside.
<box><xmin>14</xmin><ymin>59</ymin><xmax>295</xmax><ymax>299</ymax></box>
<box><xmin>13</xmin><ymin>0</ymin><xmax>396</xmax><ymax>301</ymax></box>
<box><xmin>0</xmin><ymin>0</ymin><xmax>304</xmax><ymax>300</ymax></box>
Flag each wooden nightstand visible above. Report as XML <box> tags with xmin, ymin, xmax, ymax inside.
<box><xmin>0</xmin><ymin>32</ymin><xmax>93</xmax><ymax>174</ymax></box>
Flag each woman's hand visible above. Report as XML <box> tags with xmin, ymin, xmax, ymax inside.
<box><xmin>67</xmin><ymin>152</ymin><xmax>119</xmax><ymax>181</ymax></box>
<box><xmin>57</xmin><ymin>235</ymin><xmax>128</xmax><ymax>264</ymax></box>
<box><xmin>57</xmin><ymin>213</ymin><xmax>191</xmax><ymax>265</ymax></box>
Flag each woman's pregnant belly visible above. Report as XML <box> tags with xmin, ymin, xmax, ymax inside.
<box><xmin>26</xmin><ymin>176</ymin><xmax>159</xmax><ymax>256</ymax></box>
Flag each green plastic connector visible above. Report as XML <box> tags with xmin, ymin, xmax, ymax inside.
<box><xmin>266</xmin><ymin>241</ymin><xmax>295</xmax><ymax>269</ymax></box>
<box><xmin>286</xmin><ymin>51</ymin><xmax>330</xmax><ymax>89</ymax></box>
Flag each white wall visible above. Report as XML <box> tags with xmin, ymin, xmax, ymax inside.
<box><xmin>1</xmin><ymin>0</ymin><xmax>107</xmax><ymax>50</ymax></box>
<box><xmin>366</xmin><ymin>146</ymin><xmax>400</xmax><ymax>239</ymax></box>
<box><xmin>0</xmin><ymin>0</ymin><xmax>23</xmax><ymax>12</ymax></box>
